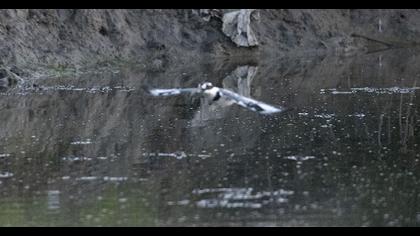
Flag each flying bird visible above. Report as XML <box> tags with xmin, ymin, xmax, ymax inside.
<box><xmin>148</xmin><ymin>82</ymin><xmax>287</xmax><ymax>115</ymax></box>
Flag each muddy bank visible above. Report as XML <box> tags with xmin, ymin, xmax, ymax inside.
<box><xmin>1</xmin><ymin>9</ymin><xmax>420</xmax><ymax>76</ymax></box>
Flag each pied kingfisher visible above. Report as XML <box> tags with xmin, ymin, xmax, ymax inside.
<box><xmin>148</xmin><ymin>82</ymin><xmax>287</xmax><ymax>115</ymax></box>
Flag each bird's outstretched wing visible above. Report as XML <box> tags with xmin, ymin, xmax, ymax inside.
<box><xmin>219</xmin><ymin>88</ymin><xmax>286</xmax><ymax>114</ymax></box>
<box><xmin>149</xmin><ymin>88</ymin><xmax>200</xmax><ymax>97</ymax></box>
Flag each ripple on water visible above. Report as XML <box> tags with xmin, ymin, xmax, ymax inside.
<box><xmin>21</xmin><ymin>85</ymin><xmax>135</xmax><ymax>94</ymax></box>
<box><xmin>142</xmin><ymin>152</ymin><xmax>211</xmax><ymax>160</ymax></box>
<box><xmin>73</xmin><ymin>176</ymin><xmax>129</xmax><ymax>182</ymax></box>
<box><xmin>168</xmin><ymin>188</ymin><xmax>294</xmax><ymax>209</ymax></box>
<box><xmin>61</xmin><ymin>156</ymin><xmax>110</xmax><ymax>162</ymax></box>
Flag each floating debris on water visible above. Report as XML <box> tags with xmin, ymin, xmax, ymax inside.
<box><xmin>62</xmin><ymin>156</ymin><xmax>93</xmax><ymax>161</ymax></box>
<box><xmin>185</xmin><ymin>188</ymin><xmax>294</xmax><ymax>209</ymax></box>
<box><xmin>314</xmin><ymin>113</ymin><xmax>335</xmax><ymax>119</ymax></box>
<box><xmin>142</xmin><ymin>152</ymin><xmax>211</xmax><ymax>160</ymax></box>
<box><xmin>168</xmin><ymin>200</ymin><xmax>190</xmax><ymax>206</ymax></box>
<box><xmin>331</xmin><ymin>91</ymin><xmax>354</xmax><ymax>95</ymax></box>
<box><xmin>196</xmin><ymin>199</ymin><xmax>262</xmax><ymax>208</ymax></box>
<box><xmin>0</xmin><ymin>172</ymin><xmax>14</xmax><ymax>178</ymax></box>
<box><xmin>74</xmin><ymin>176</ymin><xmax>129</xmax><ymax>182</ymax></box>
<box><xmin>321</xmin><ymin>87</ymin><xmax>420</xmax><ymax>95</ymax></box>
<box><xmin>70</xmin><ymin>139</ymin><xmax>93</xmax><ymax>145</ymax></box>
<box><xmin>192</xmin><ymin>188</ymin><xmax>247</xmax><ymax>195</ymax></box>
<box><xmin>158</xmin><ymin>152</ymin><xmax>187</xmax><ymax>159</ymax></box>
<box><xmin>118</xmin><ymin>198</ymin><xmax>128</xmax><ymax>203</ymax></box>
<box><xmin>61</xmin><ymin>156</ymin><xmax>110</xmax><ymax>161</ymax></box>
<box><xmin>76</xmin><ymin>176</ymin><xmax>99</xmax><ymax>181</ymax></box>
<box><xmin>103</xmin><ymin>176</ymin><xmax>128</xmax><ymax>182</ymax></box>
<box><xmin>1</xmin><ymin>85</ymin><xmax>136</xmax><ymax>96</ymax></box>
<box><xmin>113</xmin><ymin>86</ymin><xmax>136</xmax><ymax>92</ymax></box>
<box><xmin>197</xmin><ymin>154</ymin><xmax>212</xmax><ymax>159</ymax></box>
<box><xmin>298</xmin><ymin>112</ymin><xmax>365</xmax><ymax>119</ymax></box>
<box><xmin>351</xmin><ymin>87</ymin><xmax>420</xmax><ymax>94</ymax></box>
<box><xmin>348</xmin><ymin>113</ymin><xmax>366</xmax><ymax>118</ymax></box>
<box><xmin>284</xmin><ymin>156</ymin><xmax>316</xmax><ymax>161</ymax></box>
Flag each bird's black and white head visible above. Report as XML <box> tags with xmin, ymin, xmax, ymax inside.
<box><xmin>199</xmin><ymin>82</ymin><xmax>214</xmax><ymax>91</ymax></box>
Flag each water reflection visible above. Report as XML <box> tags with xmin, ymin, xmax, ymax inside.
<box><xmin>0</xmin><ymin>49</ymin><xmax>419</xmax><ymax>226</ymax></box>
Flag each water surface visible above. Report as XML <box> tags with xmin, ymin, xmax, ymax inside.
<box><xmin>0</xmin><ymin>49</ymin><xmax>419</xmax><ymax>226</ymax></box>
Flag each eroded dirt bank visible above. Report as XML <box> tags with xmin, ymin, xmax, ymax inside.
<box><xmin>1</xmin><ymin>9</ymin><xmax>420</xmax><ymax>75</ymax></box>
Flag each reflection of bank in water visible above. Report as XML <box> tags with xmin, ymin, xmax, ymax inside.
<box><xmin>47</xmin><ymin>190</ymin><xmax>60</xmax><ymax>210</ymax></box>
<box><xmin>191</xmin><ymin>65</ymin><xmax>287</xmax><ymax>126</ymax></box>
<box><xmin>193</xmin><ymin>65</ymin><xmax>257</xmax><ymax>124</ymax></box>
